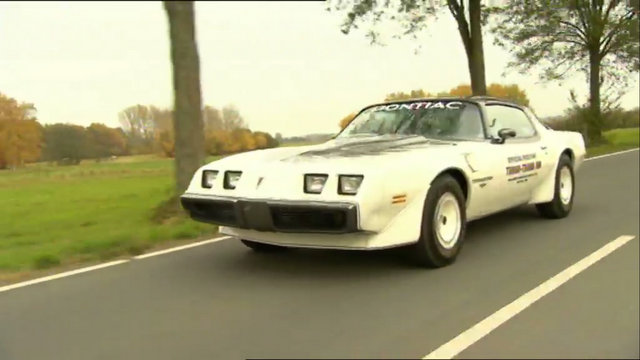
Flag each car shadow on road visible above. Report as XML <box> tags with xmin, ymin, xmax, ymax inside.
<box><xmin>208</xmin><ymin>205</ymin><xmax>545</xmax><ymax>279</ymax></box>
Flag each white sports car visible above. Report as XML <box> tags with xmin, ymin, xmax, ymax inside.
<box><xmin>181</xmin><ymin>97</ymin><xmax>586</xmax><ymax>267</ymax></box>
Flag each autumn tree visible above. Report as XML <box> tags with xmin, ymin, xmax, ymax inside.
<box><xmin>150</xmin><ymin>106</ymin><xmax>173</xmax><ymax>133</ymax></box>
<box><xmin>0</xmin><ymin>93</ymin><xmax>43</xmax><ymax>169</ymax></box>
<box><xmin>164</xmin><ymin>0</ymin><xmax>205</xmax><ymax>195</ymax></box>
<box><xmin>338</xmin><ymin>112</ymin><xmax>357</xmax><ymax>130</ymax></box>
<box><xmin>384</xmin><ymin>89</ymin><xmax>432</xmax><ymax>102</ymax></box>
<box><xmin>86</xmin><ymin>123</ymin><xmax>127</xmax><ymax>159</ymax></box>
<box><xmin>204</xmin><ymin>129</ymin><xmax>278</xmax><ymax>156</ymax></box>
<box><xmin>156</xmin><ymin>128</ymin><xmax>175</xmax><ymax>158</ymax></box>
<box><xmin>446</xmin><ymin>83</ymin><xmax>530</xmax><ymax>106</ymax></box>
<box><xmin>330</xmin><ymin>0</ymin><xmax>490</xmax><ymax>95</ymax></box>
<box><xmin>381</xmin><ymin>83</ymin><xmax>530</xmax><ymax>106</ymax></box>
<box><xmin>147</xmin><ymin>106</ymin><xmax>175</xmax><ymax>157</ymax></box>
<box><xmin>152</xmin><ymin>103</ymin><xmax>257</xmax><ymax>158</ymax></box>
<box><xmin>205</xmin><ymin>130</ymin><xmax>227</xmax><ymax>155</ymax></box>
<box><xmin>252</xmin><ymin>131</ymin><xmax>279</xmax><ymax>149</ymax></box>
<box><xmin>490</xmin><ymin>0</ymin><xmax>639</xmax><ymax>142</ymax></box>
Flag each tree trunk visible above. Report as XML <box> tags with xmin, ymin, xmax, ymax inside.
<box><xmin>587</xmin><ymin>51</ymin><xmax>603</xmax><ymax>143</ymax></box>
<box><xmin>467</xmin><ymin>0</ymin><xmax>487</xmax><ymax>96</ymax></box>
<box><xmin>164</xmin><ymin>1</ymin><xmax>205</xmax><ymax>196</ymax></box>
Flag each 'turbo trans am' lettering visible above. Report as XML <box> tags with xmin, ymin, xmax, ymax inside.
<box><xmin>506</xmin><ymin>160</ymin><xmax>543</xmax><ymax>176</ymax></box>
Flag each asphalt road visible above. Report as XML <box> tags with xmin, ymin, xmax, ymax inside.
<box><xmin>1</xmin><ymin>151</ymin><xmax>638</xmax><ymax>360</ymax></box>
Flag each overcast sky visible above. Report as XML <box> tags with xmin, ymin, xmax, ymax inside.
<box><xmin>1</xmin><ymin>1</ymin><xmax>638</xmax><ymax>137</ymax></box>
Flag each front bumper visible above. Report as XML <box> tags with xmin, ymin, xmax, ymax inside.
<box><xmin>180</xmin><ymin>193</ymin><xmax>359</xmax><ymax>234</ymax></box>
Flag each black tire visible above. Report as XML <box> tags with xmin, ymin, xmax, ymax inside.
<box><xmin>240</xmin><ymin>239</ymin><xmax>287</xmax><ymax>252</ymax></box>
<box><xmin>410</xmin><ymin>174</ymin><xmax>467</xmax><ymax>268</ymax></box>
<box><xmin>536</xmin><ymin>154</ymin><xmax>574</xmax><ymax>219</ymax></box>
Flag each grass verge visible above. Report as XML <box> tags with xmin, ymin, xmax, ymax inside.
<box><xmin>586</xmin><ymin>128</ymin><xmax>639</xmax><ymax>158</ymax></box>
<box><xmin>0</xmin><ymin>155</ymin><xmax>217</xmax><ymax>282</ymax></box>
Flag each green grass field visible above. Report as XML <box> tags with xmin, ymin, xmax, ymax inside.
<box><xmin>1</xmin><ymin>128</ymin><xmax>638</xmax><ymax>280</ymax></box>
<box><xmin>0</xmin><ymin>155</ymin><xmax>219</xmax><ymax>279</ymax></box>
<box><xmin>586</xmin><ymin>128</ymin><xmax>640</xmax><ymax>157</ymax></box>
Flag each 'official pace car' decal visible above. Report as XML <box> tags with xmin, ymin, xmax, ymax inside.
<box><xmin>506</xmin><ymin>153</ymin><xmax>543</xmax><ymax>183</ymax></box>
<box><xmin>507</xmin><ymin>153</ymin><xmax>536</xmax><ymax>163</ymax></box>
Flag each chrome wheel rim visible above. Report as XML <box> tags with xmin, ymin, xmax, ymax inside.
<box><xmin>559</xmin><ymin>166</ymin><xmax>573</xmax><ymax>205</ymax></box>
<box><xmin>433</xmin><ymin>192</ymin><xmax>461</xmax><ymax>250</ymax></box>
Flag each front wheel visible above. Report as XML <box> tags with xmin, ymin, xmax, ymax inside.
<box><xmin>536</xmin><ymin>154</ymin><xmax>574</xmax><ymax>219</ymax></box>
<box><xmin>410</xmin><ymin>174</ymin><xmax>467</xmax><ymax>268</ymax></box>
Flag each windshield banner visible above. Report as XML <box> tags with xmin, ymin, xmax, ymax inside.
<box><xmin>372</xmin><ymin>101</ymin><xmax>464</xmax><ymax>112</ymax></box>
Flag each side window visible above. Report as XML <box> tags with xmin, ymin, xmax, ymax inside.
<box><xmin>456</xmin><ymin>104</ymin><xmax>485</xmax><ymax>139</ymax></box>
<box><xmin>485</xmin><ymin>105</ymin><xmax>536</xmax><ymax>139</ymax></box>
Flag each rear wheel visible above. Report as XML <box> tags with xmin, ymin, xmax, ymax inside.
<box><xmin>410</xmin><ymin>174</ymin><xmax>466</xmax><ymax>268</ymax></box>
<box><xmin>240</xmin><ymin>239</ymin><xmax>287</xmax><ymax>252</ymax></box>
<box><xmin>536</xmin><ymin>154</ymin><xmax>574</xmax><ymax>219</ymax></box>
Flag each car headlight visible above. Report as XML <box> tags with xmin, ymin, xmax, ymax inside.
<box><xmin>201</xmin><ymin>170</ymin><xmax>218</xmax><ymax>188</ymax></box>
<box><xmin>338</xmin><ymin>175</ymin><xmax>364</xmax><ymax>195</ymax></box>
<box><xmin>304</xmin><ymin>174</ymin><xmax>328</xmax><ymax>194</ymax></box>
<box><xmin>224</xmin><ymin>171</ymin><xmax>242</xmax><ymax>189</ymax></box>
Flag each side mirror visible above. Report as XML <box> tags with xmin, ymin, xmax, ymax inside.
<box><xmin>491</xmin><ymin>128</ymin><xmax>517</xmax><ymax>144</ymax></box>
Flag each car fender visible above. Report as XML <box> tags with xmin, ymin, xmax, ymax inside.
<box><xmin>359</xmin><ymin>154</ymin><xmax>470</xmax><ymax>243</ymax></box>
<box><xmin>530</xmin><ymin>129</ymin><xmax>585</xmax><ymax>204</ymax></box>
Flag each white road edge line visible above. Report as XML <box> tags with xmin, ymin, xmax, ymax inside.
<box><xmin>133</xmin><ymin>236</ymin><xmax>231</xmax><ymax>259</ymax></box>
<box><xmin>0</xmin><ymin>260</ymin><xmax>129</xmax><ymax>293</ymax></box>
<box><xmin>585</xmin><ymin>147</ymin><xmax>639</xmax><ymax>161</ymax></box>
<box><xmin>0</xmin><ymin>237</ymin><xmax>232</xmax><ymax>293</ymax></box>
<box><xmin>422</xmin><ymin>234</ymin><xmax>636</xmax><ymax>360</ymax></box>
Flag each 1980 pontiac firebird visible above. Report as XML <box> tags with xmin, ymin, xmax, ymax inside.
<box><xmin>180</xmin><ymin>97</ymin><xmax>586</xmax><ymax>268</ymax></box>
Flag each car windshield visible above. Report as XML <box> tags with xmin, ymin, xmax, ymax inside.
<box><xmin>338</xmin><ymin>100</ymin><xmax>485</xmax><ymax>141</ymax></box>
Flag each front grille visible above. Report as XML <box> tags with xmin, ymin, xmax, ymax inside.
<box><xmin>184</xmin><ymin>199</ymin><xmax>237</xmax><ymax>226</ymax></box>
<box><xmin>182</xmin><ymin>195</ymin><xmax>358</xmax><ymax>233</ymax></box>
<box><xmin>270</xmin><ymin>206</ymin><xmax>348</xmax><ymax>232</ymax></box>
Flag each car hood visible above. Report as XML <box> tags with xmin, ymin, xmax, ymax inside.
<box><xmin>215</xmin><ymin>135</ymin><xmax>462</xmax><ymax>169</ymax></box>
<box><xmin>192</xmin><ymin>136</ymin><xmax>473</xmax><ymax>202</ymax></box>
<box><xmin>286</xmin><ymin>135</ymin><xmax>457</xmax><ymax>159</ymax></box>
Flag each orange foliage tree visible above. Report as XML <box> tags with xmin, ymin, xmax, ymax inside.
<box><xmin>338</xmin><ymin>113</ymin><xmax>357</xmax><ymax>130</ymax></box>
<box><xmin>144</xmin><ymin>103</ymin><xmax>279</xmax><ymax>158</ymax></box>
<box><xmin>0</xmin><ymin>93</ymin><xmax>43</xmax><ymax>169</ymax></box>
<box><xmin>446</xmin><ymin>83</ymin><xmax>530</xmax><ymax>106</ymax></box>
<box><xmin>86</xmin><ymin>123</ymin><xmax>127</xmax><ymax>159</ymax></box>
<box><xmin>384</xmin><ymin>89</ymin><xmax>432</xmax><ymax>102</ymax></box>
<box><xmin>338</xmin><ymin>84</ymin><xmax>531</xmax><ymax>130</ymax></box>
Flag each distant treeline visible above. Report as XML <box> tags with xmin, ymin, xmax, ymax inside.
<box><xmin>542</xmin><ymin>100</ymin><xmax>639</xmax><ymax>134</ymax></box>
<box><xmin>0</xmin><ymin>93</ymin><xmax>279</xmax><ymax>169</ymax></box>
<box><xmin>280</xmin><ymin>133</ymin><xmax>334</xmax><ymax>144</ymax></box>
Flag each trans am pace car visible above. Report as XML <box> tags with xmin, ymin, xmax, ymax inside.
<box><xmin>180</xmin><ymin>96</ymin><xmax>586</xmax><ymax>267</ymax></box>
